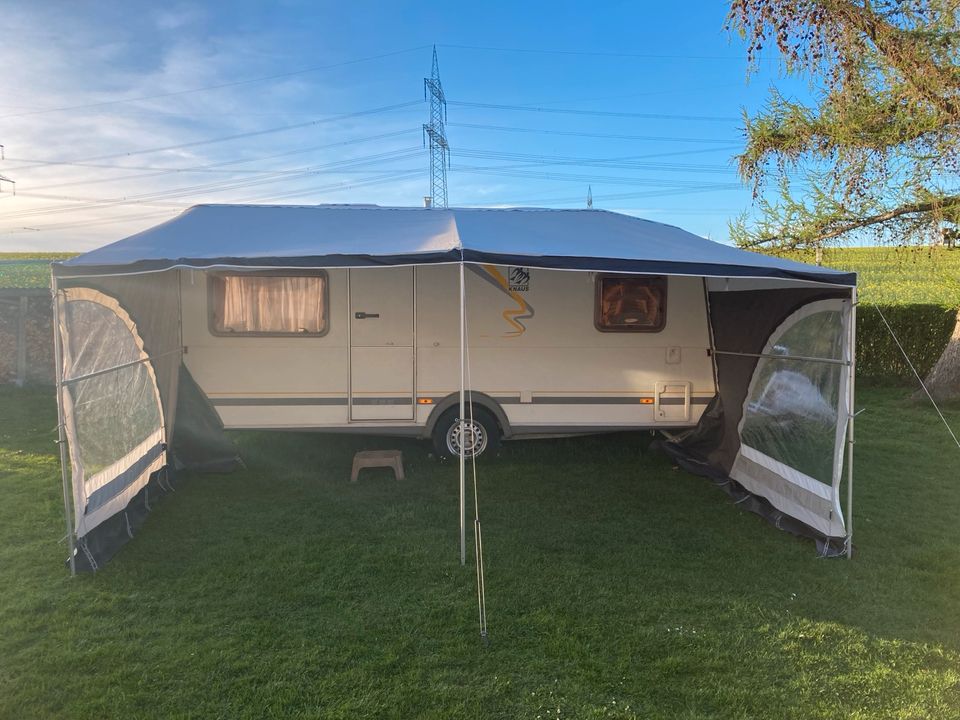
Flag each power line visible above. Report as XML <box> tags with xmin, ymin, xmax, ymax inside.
<box><xmin>9</xmin><ymin>140</ymin><xmax>739</xmax><ymax>201</ymax></box>
<box><xmin>442</xmin><ymin>146</ymin><xmax>741</xmax><ymax>176</ymax></box>
<box><xmin>448</xmin><ymin>122</ymin><xmax>740</xmax><ymax>145</ymax></box>
<box><xmin>3</xmin><ymin>101</ymin><xmax>422</xmax><ymax>172</ymax></box>
<box><xmin>1</xmin><ymin>148</ymin><xmax>424</xmax><ymax>220</ymax></box>
<box><xmin>454</xmin><ymin>168</ymin><xmax>739</xmax><ymax>186</ymax></box>
<box><xmin>464</xmin><ymin>184</ymin><xmax>743</xmax><ymax>207</ymax></box>
<box><xmin>0</xmin><ymin>43</ymin><xmax>750</xmax><ymax>122</ymax></box>
<box><xmin>2</xmin><ymin>209</ymin><xmax>182</xmax><ymax>235</ymax></box>
<box><xmin>10</xmin><ymin>129</ymin><xmax>422</xmax><ymax>191</ymax></box>
<box><xmin>234</xmin><ymin>169</ymin><xmax>424</xmax><ymax>205</ymax></box>
<box><xmin>1</xmin><ymin>147</ymin><xmax>738</xmax><ymax>221</ymax></box>
<box><xmin>451</xmin><ymin>147</ymin><xmax>737</xmax><ymax>173</ymax></box>
<box><xmin>0</xmin><ymin>46</ymin><xmax>432</xmax><ymax>120</ymax></box>
<box><xmin>438</xmin><ymin>43</ymin><xmax>753</xmax><ymax>62</ymax></box>
<box><xmin>5</xmin><ymin>129</ymin><xmax>418</xmax><ymax>174</ymax></box>
<box><xmin>10</xmin><ymin>131</ymin><xmax>735</xmax><ymax>192</ymax></box>
<box><xmin>1</xmin><ymin>170</ymin><xmax>426</xmax><ymax>234</ymax></box>
<box><xmin>3</xmin><ymin>140</ymin><xmax>743</xmax><ymax>221</ymax></box>
<box><xmin>447</xmin><ymin>100</ymin><xmax>738</xmax><ymax>123</ymax></box>
<box><xmin>2</xmin><ymin>175</ymin><xmax>742</xmax><ymax>234</ymax></box>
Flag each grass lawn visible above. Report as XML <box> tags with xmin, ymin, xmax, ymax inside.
<box><xmin>1</xmin><ymin>385</ymin><xmax>960</xmax><ymax>719</ymax></box>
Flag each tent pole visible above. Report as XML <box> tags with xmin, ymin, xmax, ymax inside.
<box><xmin>459</xmin><ymin>260</ymin><xmax>466</xmax><ymax>566</ymax></box>
<box><xmin>845</xmin><ymin>287</ymin><xmax>857</xmax><ymax>560</ymax></box>
<box><xmin>51</xmin><ymin>273</ymin><xmax>76</xmax><ymax>576</ymax></box>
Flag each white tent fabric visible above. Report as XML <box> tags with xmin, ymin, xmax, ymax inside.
<box><xmin>59</xmin><ymin>204</ymin><xmax>855</xmax><ymax>287</ymax></box>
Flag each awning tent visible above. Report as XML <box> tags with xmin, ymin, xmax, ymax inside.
<box><xmin>52</xmin><ymin>204</ymin><xmax>857</xmax><ymax>572</ymax></box>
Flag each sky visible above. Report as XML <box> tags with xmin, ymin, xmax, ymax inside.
<box><xmin>0</xmin><ymin>0</ymin><xmax>810</xmax><ymax>252</ymax></box>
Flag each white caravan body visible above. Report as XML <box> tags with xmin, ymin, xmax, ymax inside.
<box><xmin>180</xmin><ymin>265</ymin><xmax>717</xmax><ymax>439</ymax></box>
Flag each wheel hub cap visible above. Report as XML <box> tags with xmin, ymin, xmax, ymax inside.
<box><xmin>447</xmin><ymin>418</ymin><xmax>487</xmax><ymax>457</ymax></box>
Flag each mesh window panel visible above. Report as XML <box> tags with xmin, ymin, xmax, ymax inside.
<box><xmin>68</xmin><ymin>365</ymin><xmax>161</xmax><ymax>476</ymax></box>
<box><xmin>63</xmin><ymin>299</ymin><xmax>161</xmax><ymax>477</ymax></box>
<box><xmin>65</xmin><ymin>300</ymin><xmax>142</xmax><ymax>378</ymax></box>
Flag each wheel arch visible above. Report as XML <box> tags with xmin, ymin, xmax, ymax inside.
<box><xmin>423</xmin><ymin>392</ymin><xmax>513</xmax><ymax>439</ymax></box>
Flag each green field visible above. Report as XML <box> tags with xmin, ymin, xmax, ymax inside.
<box><xmin>774</xmin><ymin>246</ymin><xmax>960</xmax><ymax>305</ymax></box>
<box><xmin>2</xmin><ymin>385</ymin><xmax>960</xmax><ymax>719</ymax></box>
<box><xmin>0</xmin><ymin>253</ymin><xmax>77</xmax><ymax>289</ymax></box>
<box><xmin>3</xmin><ymin>247</ymin><xmax>959</xmax><ymax>305</ymax></box>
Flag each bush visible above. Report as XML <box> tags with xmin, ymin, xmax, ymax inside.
<box><xmin>856</xmin><ymin>303</ymin><xmax>958</xmax><ymax>384</ymax></box>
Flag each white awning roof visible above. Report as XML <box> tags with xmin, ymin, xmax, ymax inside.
<box><xmin>56</xmin><ymin>204</ymin><xmax>855</xmax><ymax>286</ymax></box>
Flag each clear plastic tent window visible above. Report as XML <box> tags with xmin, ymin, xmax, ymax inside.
<box><xmin>64</xmin><ymin>300</ymin><xmax>161</xmax><ymax>475</ymax></box>
<box><xmin>58</xmin><ymin>288</ymin><xmax>166</xmax><ymax>536</ymax></box>
<box><xmin>741</xmin><ymin>310</ymin><xmax>844</xmax><ymax>484</ymax></box>
<box><xmin>731</xmin><ymin>298</ymin><xmax>851</xmax><ymax>540</ymax></box>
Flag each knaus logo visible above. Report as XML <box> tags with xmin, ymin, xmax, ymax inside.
<box><xmin>508</xmin><ymin>266</ymin><xmax>530</xmax><ymax>292</ymax></box>
<box><xmin>470</xmin><ymin>265</ymin><xmax>536</xmax><ymax>337</ymax></box>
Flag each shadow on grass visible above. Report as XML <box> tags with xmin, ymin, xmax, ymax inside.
<box><xmin>1</xmin><ymin>384</ymin><xmax>959</xmax><ymax>718</ymax></box>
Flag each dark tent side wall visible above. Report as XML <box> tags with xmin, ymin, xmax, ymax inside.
<box><xmin>663</xmin><ymin>281</ymin><xmax>855</xmax><ymax>556</ymax></box>
<box><xmin>677</xmin><ymin>285</ymin><xmax>850</xmax><ymax>470</ymax></box>
<box><xmin>53</xmin><ymin>268</ymin><xmax>240</xmax><ymax>571</ymax></box>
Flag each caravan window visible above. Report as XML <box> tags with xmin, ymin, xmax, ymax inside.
<box><xmin>209</xmin><ymin>272</ymin><xmax>328</xmax><ymax>336</ymax></box>
<box><xmin>595</xmin><ymin>275</ymin><xmax>666</xmax><ymax>332</ymax></box>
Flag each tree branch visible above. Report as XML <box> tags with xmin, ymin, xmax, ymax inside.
<box><xmin>824</xmin><ymin>0</ymin><xmax>960</xmax><ymax>117</ymax></box>
<box><xmin>739</xmin><ymin>192</ymin><xmax>960</xmax><ymax>248</ymax></box>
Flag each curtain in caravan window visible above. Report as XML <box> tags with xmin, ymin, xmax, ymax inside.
<box><xmin>595</xmin><ymin>275</ymin><xmax>666</xmax><ymax>332</ymax></box>
<box><xmin>212</xmin><ymin>275</ymin><xmax>326</xmax><ymax>335</ymax></box>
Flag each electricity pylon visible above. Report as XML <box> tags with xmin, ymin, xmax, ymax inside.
<box><xmin>423</xmin><ymin>46</ymin><xmax>449</xmax><ymax>208</ymax></box>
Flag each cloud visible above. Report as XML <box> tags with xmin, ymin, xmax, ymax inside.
<box><xmin>153</xmin><ymin>5</ymin><xmax>207</xmax><ymax>31</ymax></box>
<box><xmin>0</xmin><ymin>5</ymin><xmax>431</xmax><ymax>252</ymax></box>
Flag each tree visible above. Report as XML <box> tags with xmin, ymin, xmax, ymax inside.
<box><xmin>727</xmin><ymin>0</ymin><xmax>960</xmax><ymax>251</ymax></box>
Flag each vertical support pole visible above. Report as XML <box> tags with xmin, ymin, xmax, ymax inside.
<box><xmin>458</xmin><ymin>261</ymin><xmax>466</xmax><ymax>566</ymax></box>
<box><xmin>51</xmin><ymin>275</ymin><xmax>76</xmax><ymax>575</ymax></box>
<box><xmin>845</xmin><ymin>287</ymin><xmax>857</xmax><ymax>559</ymax></box>
<box><xmin>15</xmin><ymin>294</ymin><xmax>27</xmax><ymax>387</ymax></box>
<box><xmin>346</xmin><ymin>270</ymin><xmax>354</xmax><ymax>421</ymax></box>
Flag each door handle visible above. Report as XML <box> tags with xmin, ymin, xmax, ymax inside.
<box><xmin>354</xmin><ymin>312</ymin><xmax>380</xmax><ymax>319</ymax></box>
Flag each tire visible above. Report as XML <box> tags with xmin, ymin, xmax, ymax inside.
<box><xmin>431</xmin><ymin>406</ymin><xmax>501</xmax><ymax>460</ymax></box>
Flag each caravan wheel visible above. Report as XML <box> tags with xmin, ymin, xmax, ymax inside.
<box><xmin>432</xmin><ymin>407</ymin><xmax>501</xmax><ymax>460</ymax></box>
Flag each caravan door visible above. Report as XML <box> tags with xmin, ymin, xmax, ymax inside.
<box><xmin>348</xmin><ymin>267</ymin><xmax>415</xmax><ymax>421</ymax></box>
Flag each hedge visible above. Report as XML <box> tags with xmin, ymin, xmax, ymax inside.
<box><xmin>855</xmin><ymin>303</ymin><xmax>958</xmax><ymax>384</ymax></box>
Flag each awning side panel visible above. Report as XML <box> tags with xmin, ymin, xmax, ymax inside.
<box><xmin>57</xmin><ymin>288</ymin><xmax>166</xmax><ymax>541</ymax></box>
<box><xmin>59</xmin><ymin>271</ymin><xmax>183</xmax><ymax>432</ymax></box>
<box><xmin>731</xmin><ymin>299</ymin><xmax>851</xmax><ymax>539</ymax></box>
<box><xmin>677</xmin><ymin>287</ymin><xmax>849</xmax><ymax>473</ymax></box>
<box><xmin>664</xmin><ymin>287</ymin><xmax>853</xmax><ymax>552</ymax></box>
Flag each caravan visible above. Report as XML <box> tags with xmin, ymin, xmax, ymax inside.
<box><xmin>183</xmin><ymin>263</ymin><xmax>717</xmax><ymax>457</ymax></box>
